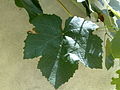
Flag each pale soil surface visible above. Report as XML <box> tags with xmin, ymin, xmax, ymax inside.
<box><xmin>0</xmin><ymin>0</ymin><xmax>119</xmax><ymax>90</ymax></box>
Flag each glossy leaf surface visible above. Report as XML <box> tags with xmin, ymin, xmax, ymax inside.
<box><xmin>64</xmin><ymin>16</ymin><xmax>103</xmax><ymax>68</ymax></box>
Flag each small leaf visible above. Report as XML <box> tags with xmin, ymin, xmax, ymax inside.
<box><xmin>105</xmin><ymin>39</ymin><xmax>114</xmax><ymax>70</ymax></box>
<box><xmin>64</xmin><ymin>16</ymin><xmax>103</xmax><ymax>68</ymax></box>
<box><xmin>111</xmin><ymin>70</ymin><xmax>120</xmax><ymax>90</ymax></box>
<box><xmin>14</xmin><ymin>0</ymin><xmax>43</xmax><ymax>21</ymax></box>
<box><xmin>111</xmin><ymin>30</ymin><xmax>120</xmax><ymax>58</ymax></box>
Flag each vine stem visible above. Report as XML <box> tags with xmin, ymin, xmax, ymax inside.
<box><xmin>56</xmin><ymin>0</ymin><xmax>72</xmax><ymax>16</ymax></box>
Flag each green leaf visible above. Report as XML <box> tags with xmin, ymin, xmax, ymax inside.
<box><xmin>38</xmin><ymin>45</ymin><xmax>78</xmax><ymax>88</ymax></box>
<box><xmin>64</xmin><ymin>16</ymin><xmax>103</xmax><ymax>68</ymax></box>
<box><xmin>105</xmin><ymin>39</ymin><xmax>114</xmax><ymax>70</ymax></box>
<box><xmin>15</xmin><ymin>0</ymin><xmax>23</xmax><ymax>7</ymax></box>
<box><xmin>24</xmin><ymin>14</ymin><xmax>78</xmax><ymax>89</ymax></box>
<box><xmin>24</xmin><ymin>15</ymin><xmax>103</xmax><ymax>88</ymax></box>
<box><xmin>14</xmin><ymin>0</ymin><xmax>43</xmax><ymax>21</ymax></box>
<box><xmin>111</xmin><ymin>70</ymin><xmax>120</xmax><ymax>90</ymax></box>
<box><xmin>24</xmin><ymin>14</ymin><xmax>62</xmax><ymax>59</ymax></box>
<box><xmin>111</xmin><ymin>30</ymin><xmax>120</xmax><ymax>58</ymax></box>
<box><xmin>37</xmin><ymin>35</ymin><xmax>79</xmax><ymax>89</ymax></box>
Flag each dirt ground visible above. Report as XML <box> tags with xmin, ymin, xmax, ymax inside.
<box><xmin>0</xmin><ymin>0</ymin><xmax>119</xmax><ymax>90</ymax></box>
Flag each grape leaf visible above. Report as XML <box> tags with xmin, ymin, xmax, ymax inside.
<box><xmin>15</xmin><ymin>0</ymin><xmax>103</xmax><ymax>88</ymax></box>
<box><xmin>111</xmin><ymin>30</ymin><xmax>120</xmax><ymax>58</ymax></box>
<box><xmin>24</xmin><ymin>14</ymin><xmax>78</xmax><ymax>89</ymax></box>
<box><xmin>24</xmin><ymin>14</ymin><xmax>63</xmax><ymax>59</ymax></box>
<box><xmin>111</xmin><ymin>70</ymin><xmax>120</xmax><ymax>90</ymax></box>
<box><xmin>24</xmin><ymin>15</ymin><xmax>103</xmax><ymax>88</ymax></box>
<box><xmin>105</xmin><ymin>39</ymin><xmax>114</xmax><ymax>70</ymax></box>
<box><xmin>15</xmin><ymin>0</ymin><xmax>43</xmax><ymax>21</ymax></box>
<box><xmin>64</xmin><ymin>16</ymin><xmax>103</xmax><ymax>68</ymax></box>
<box><xmin>38</xmin><ymin>41</ymin><xmax>78</xmax><ymax>88</ymax></box>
